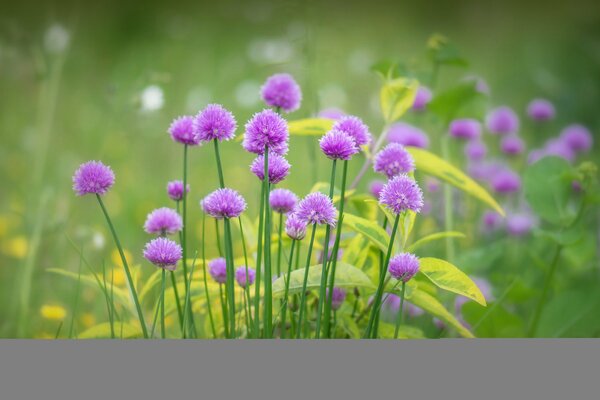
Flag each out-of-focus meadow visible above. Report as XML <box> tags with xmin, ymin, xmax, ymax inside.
<box><xmin>1</xmin><ymin>0</ymin><xmax>599</xmax><ymax>338</ymax></box>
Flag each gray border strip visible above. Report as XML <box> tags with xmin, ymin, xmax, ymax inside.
<box><xmin>1</xmin><ymin>340</ymin><xmax>599</xmax><ymax>399</ymax></box>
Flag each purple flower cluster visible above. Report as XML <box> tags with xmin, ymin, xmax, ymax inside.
<box><xmin>250</xmin><ymin>152</ymin><xmax>290</xmax><ymax>184</ymax></box>
<box><xmin>261</xmin><ymin>73</ymin><xmax>302</xmax><ymax>113</ymax></box>
<box><xmin>202</xmin><ymin>188</ymin><xmax>247</xmax><ymax>219</ymax></box>
<box><xmin>464</xmin><ymin>140</ymin><xmax>487</xmax><ymax>161</ymax></box>
<box><xmin>332</xmin><ymin>116</ymin><xmax>372</xmax><ymax>147</ymax></box>
<box><xmin>373</xmin><ymin>143</ymin><xmax>415</xmax><ymax>178</ymax></box>
<box><xmin>72</xmin><ymin>161</ymin><xmax>115</xmax><ymax>196</ymax></box>
<box><xmin>326</xmin><ymin>287</ymin><xmax>347</xmax><ymax>311</ymax></box>
<box><xmin>143</xmin><ymin>237</ymin><xmax>182</xmax><ymax>270</ymax></box>
<box><xmin>500</xmin><ymin>135</ymin><xmax>525</xmax><ymax>155</ymax></box>
<box><xmin>412</xmin><ymin>86</ymin><xmax>432</xmax><ymax>111</ymax></box>
<box><xmin>169</xmin><ymin>116</ymin><xmax>200</xmax><ymax>146</ymax></box>
<box><xmin>490</xmin><ymin>169</ymin><xmax>521</xmax><ymax>194</ymax></box>
<box><xmin>449</xmin><ymin>119</ymin><xmax>481</xmax><ymax>140</ymax></box>
<box><xmin>379</xmin><ymin>174</ymin><xmax>424</xmax><ymax>215</ymax></box>
<box><xmin>208</xmin><ymin>258</ymin><xmax>227</xmax><ymax>284</ymax></box>
<box><xmin>388</xmin><ymin>253</ymin><xmax>420</xmax><ymax>282</ymax></box>
<box><xmin>243</xmin><ymin>109</ymin><xmax>289</xmax><ymax>155</ymax></box>
<box><xmin>296</xmin><ymin>192</ymin><xmax>337</xmax><ymax>226</ymax></box>
<box><xmin>369</xmin><ymin>180</ymin><xmax>386</xmax><ymax>198</ymax></box>
<box><xmin>235</xmin><ymin>266</ymin><xmax>256</xmax><ymax>288</ymax></box>
<box><xmin>527</xmin><ymin>99</ymin><xmax>555</xmax><ymax>121</ymax></box>
<box><xmin>144</xmin><ymin>207</ymin><xmax>183</xmax><ymax>235</ymax></box>
<box><xmin>193</xmin><ymin>104</ymin><xmax>237</xmax><ymax>142</ymax></box>
<box><xmin>506</xmin><ymin>213</ymin><xmax>535</xmax><ymax>236</ymax></box>
<box><xmin>486</xmin><ymin>106</ymin><xmax>519</xmax><ymax>135</ymax></box>
<box><xmin>285</xmin><ymin>213</ymin><xmax>308</xmax><ymax>240</ymax></box>
<box><xmin>167</xmin><ymin>180</ymin><xmax>189</xmax><ymax>201</ymax></box>
<box><xmin>269</xmin><ymin>188</ymin><xmax>298</xmax><ymax>214</ymax></box>
<box><xmin>319</xmin><ymin>129</ymin><xmax>359</xmax><ymax>160</ymax></box>
<box><xmin>387</xmin><ymin>122</ymin><xmax>430</xmax><ymax>149</ymax></box>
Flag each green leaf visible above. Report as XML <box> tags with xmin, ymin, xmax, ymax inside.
<box><xmin>378</xmin><ymin>323</ymin><xmax>426</xmax><ymax>339</ymax></box>
<box><xmin>342</xmin><ymin>213</ymin><xmax>390</xmax><ymax>253</ymax></box>
<box><xmin>427</xmin><ymin>34</ymin><xmax>469</xmax><ymax>67</ymax></box>
<box><xmin>407</xmin><ymin>147</ymin><xmax>504</xmax><ymax>216</ymax></box>
<box><xmin>537</xmin><ymin>291</ymin><xmax>600</xmax><ymax>338</ymax></box>
<box><xmin>418</xmin><ymin>257</ymin><xmax>486</xmax><ymax>306</ymax></box>
<box><xmin>78</xmin><ymin>322</ymin><xmax>143</xmax><ymax>339</ymax></box>
<box><xmin>380</xmin><ymin>78</ymin><xmax>419</xmax><ymax>123</ymax></box>
<box><xmin>272</xmin><ymin>262</ymin><xmax>374</xmax><ymax>298</ymax></box>
<box><xmin>350</xmin><ymin>194</ymin><xmax>379</xmax><ymax>221</ymax></box>
<box><xmin>407</xmin><ymin>231</ymin><xmax>465</xmax><ymax>252</ymax></box>
<box><xmin>428</xmin><ymin>81</ymin><xmax>486</xmax><ymax>121</ymax></box>
<box><xmin>288</xmin><ymin>118</ymin><xmax>334</xmax><ymax>136</ymax></box>
<box><xmin>409</xmin><ymin>289</ymin><xmax>474</xmax><ymax>338</ymax></box>
<box><xmin>309</xmin><ymin>182</ymin><xmax>355</xmax><ymax>204</ymax></box>
<box><xmin>524</xmin><ymin>156</ymin><xmax>578</xmax><ymax>226</ymax></box>
<box><xmin>461</xmin><ymin>302</ymin><xmax>525</xmax><ymax>338</ymax></box>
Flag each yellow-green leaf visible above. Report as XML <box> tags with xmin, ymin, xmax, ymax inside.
<box><xmin>343</xmin><ymin>213</ymin><xmax>390</xmax><ymax>253</ymax></box>
<box><xmin>288</xmin><ymin>118</ymin><xmax>334</xmax><ymax>136</ymax></box>
<box><xmin>418</xmin><ymin>257</ymin><xmax>486</xmax><ymax>306</ymax></box>
<box><xmin>409</xmin><ymin>289</ymin><xmax>474</xmax><ymax>338</ymax></box>
<box><xmin>407</xmin><ymin>231</ymin><xmax>465</xmax><ymax>252</ymax></box>
<box><xmin>380</xmin><ymin>78</ymin><xmax>419</xmax><ymax>123</ymax></box>
<box><xmin>378</xmin><ymin>323</ymin><xmax>426</xmax><ymax>339</ymax></box>
<box><xmin>78</xmin><ymin>322</ymin><xmax>143</xmax><ymax>339</ymax></box>
<box><xmin>47</xmin><ymin>268</ymin><xmax>130</xmax><ymax>306</ymax></box>
<box><xmin>407</xmin><ymin>147</ymin><xmax>504</xmax><ymax>216</ymax></box>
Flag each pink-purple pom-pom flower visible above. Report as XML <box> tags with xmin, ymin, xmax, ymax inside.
<box><xmin>543</xmin><ymin>138</ymin><xmax>576</xmax><ymax>162</ymax></box>
<box><xmin>527</xmin><ymin>99</ymin><xmax>555</xmax><ymax>121</ymax></box>
<box><xmin>285</xmin><ymin>213</ymin><xmax>308</xmax><ymax>240</ymax></box>
<box><xmin>464</xmin><ymin>140</ymin><xmax>487</xmax><ymax>161</ymax></box>
<box><xmin>169</xmin><ymin>115</ymin><xmax>201</xmax><ymax>146</ymax></box>
<box><xmin>506</xmin><ymin>213</ymin><xmax>535</xmax><ymax>236</ymax></box>
<box><xmin>326</xmin><ymin>287</ymin><xmax>347</xmax><ymax>311</ymax></box>
<box><xmin>501</xmin><ymin>135</ymin><xmax>525</xmax><ymax>155</ymax></box>
<box><xmin>560</xmin><ymin>124</ymin><xmax>593</xmax><ymax>153</ymax></box>
<box><xmin>208</xmin><ymin>258</ymin><xmax>227</xmax><ymax>284</ymax></box>
<box><xmin>486</xmin><ymin>106</ymin><xmax>519</xmax><ymax>135</ymax></box>
<box><xmin>235</xmin><ymin>266</ymin><xmax>256</xmax><ymax>288</ymax></box>
<box><xmin>373</xmin><ymin>143</ymin><xmax>415</xmax><ymax>178</ymax></box>
<box><xmin>261</xmin><ymin>73</ymin><xmax>302</xmax><ymax>113</ymax></box>
<box><xmin>490</xmin><ymin>169</ymin><xmax>521</xmax><ymax>194</ymax></box>
<box><xmin>319</xmin><ymin>129</ymin><xmax>359</xmax><ymax>160</ymax></box>
<box><xmin>449</xmin><ymin>119</ymin><xmax>482</xmax><ymax>140</ymax></box>
<box><xmin>332</xmin><ymin>116</ymin><xmax>372</xmax><ymax>147</ymax></box>
<box><xmin>387</xmin><ymin>122</ymin><xmax>430</xmax><ymax>148</ymax></box>
<box><xmin>369</xmin><ymin>180</ymin><xmax>386</xmax><ymax>198</ymax></box>
<box><xmin>167</xmin><ymin>180</ymin><xmax>189</xmax><ymax>201</ymax></box>
<box><xmin>388</xmin><ymin>253</ymin><xmax>420</xmax><ymax>282</ymax></box>
<box><xmin>482</xmin><ymin>210</ymin><xmax>503</xmax><ymax>232</ymax></box>
<box><xmin>412</xmin><ymin>86</ymin><xmax>432</xmax><ymax>111</ymax></box>
<box><xmin>193</xmin><ymin>104</ymin><xmax>237</xmax><ymax>142</ymax></box>
<box><xmin>72</xmin><ymin>161</ymin><xmax>115</xmax><ymax>196</ymax></box>
<box><xmin>296</xmin><ymin>192</ymin><xmax>337</xmax><ymax>226</ymax></box>
<box><xmin>379</xmin><ymin>174</ymin><xmax>424</xmax><ymax>215</ymax></box>
<box><xmin>269</xmin><ymin>188</ymin><xmax>298</xmax><ymax>214</ymax></box>
<box><xmin>202</xmin><ymin>188</ymin><xmax>247</xmax><ymax>219</ymax></box>
<box><xmin>250</xmin><ymin>152</ymin><xmax>291</xmax><ymax>184</ymax></box>
<box><xmin>243</xmin><ymin>109</ymin><xmax>289</xmax><ymax>155</ymax></box>
<box><xmin>143</xmin><ymin>237</ymin><xmax>182</xmax><ymax>271</ymax></box>
<box><xmin>144</xmin><ymin>207</ymin><xmax>183</xmax><ymax>235</ymax></box>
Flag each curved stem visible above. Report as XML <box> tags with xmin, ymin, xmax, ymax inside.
<box><xmin>394</xmin><ymin>281</ymin><xmax>406</xmax><ymax>339</ymax></box>
<box><xmin>296</xmin><ymin>224</ymin><xmax>317</xmax><ymax>339</ymax></box>
<box><xmin>280</xmin><ymin>240</ymin><xmax>296</xmax><ymax>339</ymax></box>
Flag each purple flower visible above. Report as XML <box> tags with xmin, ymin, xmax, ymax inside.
<box><xmin>544</xmin><ymin>138</ymin><xmax>575</xmax><ymax>162</ymax></box>
<box><xmin>326</xmin><ymin>287</ymin><xmax>347</xmax><ymax>311</ymax></box>
<box><xmin>378</xmin><ymin>293</ymin><xmax>423</xmax><ymax>323</ymax></box>
<box><xmin>527</xmin><ymin>99</ymin><xmax>555</xmax><ymax>121</ymax></box>
<box><xmin>143</xmin><ymin>237</ymin><xmax>182</xmax><ymax>271</ymax></box>
<box><xmin>449</xmin><ymin>119</ymin><xmax>482</xmax><ymax>140</ymax></box>
<box><xmin>501</xmin><ymin>135</ymin><xmax>525</xmax><ymax>155</ymax></box>
<box><xmin>250</xmin><ymin>152</ymin><xmax>290</xmax><ymax>184</ymax></box>
<box><xmin>208</xmin><ymin>258</ymin><xmax>227</xmax><ymax>284</ymax></box>
<box><xmin>269</xmin><ymin>188</ymin><xmax>298</xmax><ymax>214</ymax></box>
<box><xmin>468</xmin><ymin>160</ymin><xmax>505</xmax><ymax>181</ymax></box>
<box><xmin>379</xmin><ymin>174</ymin><xmax>424</xmax><ymax>215</ymax></box>
<box><xmin>167</xmin><ymin>180</ymin><xmax>189</xmax><ymax>201</ymax></box>
<box><xmin>296</xmin><ymin>192</ymin><xmax>337</xmax><ymax>226</ymax></box>
<box><xmin>261</xmin><ymin>73</ymin><xmax>302</xmax><ymax>113</ymax></box>
<box><xmin>332</xmin><ymin>116</ymin><xmax>372</xmax><ymax>147</ymax></box>
<box><xmin>412</xmin><ymin>86</ymin><xmax>432</xmax><ymax>111</ymax></box>
<box><xmin>506</xmin><ymin>213</ymin><xmax>535</xmax><ymax>236</ymax></box>
<box><xmin>486</xmin><ymin>106</ymin><xmax>519</xmax><ymax>135</ymax></box>
<box><xmin>527</xmin><ymin>149</ymin><xmax>546</xmax><ymax>164</ymax></box>
<box><xmin>490</xmin><ymin>169</ymin><xmax>521</xmax><ymax>194</ymax></box>
<box><xmin>72</xmin><ymin>161</ymin><xmax>115</xmax><ymax>196</ymax></box>
<box><xmin>285</xmin><ymin>213</ymin><xmax>308</xmax><ymax>240</ymax></box>
<box><xmin>193</xmin><ymin>104</ymin><xmax>237</xmax><ymax>142</ymax></box>
<box><xmin>387</xmin><ymin>122</ymin><xmax>429</xmax><ymax>148</ymax></box>
<box><xmin>463</xmin><ymin>75</ymin><xmax>490</xmax><ymax>95</ymax></box>
<box><xmin>319</xmin><ymin>129</ymin><xmax>359</xmax><ymax>160</ymax></box>
<box><xmin>426</xmin><ymin>178</ymin><xmax>440</xmax><ymax>193</ymax></box>
<box><xmin>560</xmin><ymin>124</ymin><xmax>593</xmax><ymax>153</ymax></box>
<box><xmin>373</xmin><ymin>143</ymin><xmax>415</xmax><ymax>178</ymax></box>
<box><xmin>464</xmin><ymin>140</ymin><xmax>487</xmax><ymax>161</ymax></box>
<box><xmin>235</xmin><ymin>266</ymin><xmax>256</xmax><ymax>288</ymax></box>
<box><xmin>369</xmin><ymin>180</ymin><xmax>386</xmax><ymax>198</ymax></box>
<box><xmin>169</xmin><ymin>116</ymin><xmax>200</xmax><ymax>146</ymax></box>
<box><xmin>243</xmin><ymin>109</ymin><xmax>289</xmax><ymax>155</ymax></box>
<box><xmin>482</xmin><ymin>210</ymin><xmax>503</xmax><ymax>232</ymax></box>
<box><xmin>388</xmin><ymin>253</ymin><xmax>419</xmax><ymax>282</ymax></box>
<box><xmin>144</xmin><ymin>207</ymin><xmax>183</xmax><ymax>235</ymax></box>
<box><xmin>318</xmin><ymin>108</ymin><xmax>345</xmax><ymax>120</ymax></box>
<box><xmin>202</xmin><ymin>188</ymin><xmax>247</xmax><ymax>219</ymax></box>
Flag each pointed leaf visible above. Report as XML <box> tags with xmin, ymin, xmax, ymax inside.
<box><xmin>342</xmin><ymin>213</ymin><xmax>390</xmax><ymax>253</ymax></box>
<box><xmin>407</xmin><ymin>231</ymin><xmax>466</xmax><ymax>252</ymax></box>
<box><xmin>380</xmin><ymin>78</ymin><xmax>419</xmax><ymax>123</ymax></box>
<box><xmin>409</xmin><ymin>289</ymin><xmax>474</xmax><ymax>338</ymax></box>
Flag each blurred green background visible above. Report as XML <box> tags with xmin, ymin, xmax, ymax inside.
<box><xmin>1</xmin><ymin>0</ymin><xmax>599</xmax><ymax>337</ymax></box>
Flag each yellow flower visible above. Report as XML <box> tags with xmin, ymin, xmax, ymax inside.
<box><xmin>111</xmin><ymin>268</ymin><xmax>126</xmax><ymax>286</ymax></box>
<box><xmin>111</xmin><ymin>248</ymin><xmax>133</xmax><ymax>267</ymax></box>
<box><xmin>40</xmin><ymin>305</ymin><xmax>67</xmax><ymax>321</ymax></box>
<box><xmin>2</xmin><ymin>235</ymin><xmax>28</xmax><ymax>259</ymax></box>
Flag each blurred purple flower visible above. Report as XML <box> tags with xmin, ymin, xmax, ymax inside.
<box><xmin>490</xmin><ymin>169</ymin><xmax>521</xmax><ymax>194</ymax></box>
<box><xmin>250</xmin><ymin>152</ymin><xmax>290</xmax><ymax>184</ymax></box>
<box><xmin>426</xmin><ymin>177</ymin><xmax>440</xmax><ymax>193</ymax></box>
<box><xmin>560</xmin><ymin>124</ymin><xmax>593</xmax><ymax>153</ymax></box>
<box><xmin>169</xmin><ymin>115</ymin><xmax>201</xmax><ymax>146</ymax></box>
<box><xmin>296</xmin><ymin>192</ymin><xmax>337</xmax><ymax>226</ymax></box>
<box><xmin>373</xmin><ymin>143</ymin><xmax>415</xmax><ymax>178</ymax></box>
<box><xmin>193</xmin><ymin>104</ymin><xmax>237</xmax><ymax>142</ymax></box>
<box><xmin>261</xmin><ymin>73</ymin><xmax>302</xmax><ymax>113</ymax></box>
<box><xmin>235</xmin><ymin>266</ymin><xmax>256</xmax><ymax>288</ymax></box>
<box><xmin>449</xmin><ymin>119</ymin><xmax>481</xmax><ymax>140</ymax></box>
<box><xmin>143</xmin><ymin>237</ymin><xmax>182</xmax><ymax>271</ymax></box>
<box><xmin>202</xmin><ymin>188</ymin><xmax>247</xmax><ymax>219</ymax></box>
<box><xmin>166</xmin><ymin>180</ymin><xmax>189</xmax><ymax>201</ymax></box>
<box><xmin>387</xmin><ymin>122</ymin><xmax>429</xmax><ymax>148</ymax></box>
<box><xmin>319</xmin><ymin>129</ymin><xmax>359</xmax><ymax>160</ymax></box>
<box><xmin>144</xmin><ymin>207</ymin><xmax>183</xmax><ymax>235</ymax></box>
<box><xmin>369</xmin><ymin>180</ymin><xmax>386</xmax><ymax>198</ymax></box>
<box><xmin>72</xmin><ymin>161</ymin><xmax>115</xmax><ymax>196</ymax></box>
<box><xmin>332</xmin><ymin>115</ymin><xmax>372</xmax><ymax>147</ymax></box>
<box><xmin>326</xmin><ymin>287</ymin><xmax>347</xmax><ymax>311</ymax></box>
<box><xmin>243</xmin><ymin>109</ymin><xmax>289</xmax><ymax>155</ymax></box>
<box><xmin>506</xmin><ymin>213</ymin><xmax>535</xmax><ymax>236</ymax></box>
<box><xmin>501</xmin><ymin>135</ymin><xmax>525</xmax><ymax>155</ymax></box>
<box><xmin>464</xmin><ymin>140</ymin><xmax>487</xmax><ymax>161</ymax></box>
<box><xmin>544</xmin><ymin>138</ymin><xmax>575</xmax><ymax>162</ymax></box>
<box><xmin>486</xmin><ymin>106</ymin><xmax>519</xmax><ymax>135</ymax></box>
<box><xmin>269</xmin><ymin>188</ymin><xmax>298</xmax><ymax>214</ymax></box>
<box><xmin>208</xmin><ymin>258</ymin><xmax>227</xmax><ymax>284</ymax></box>
<box><xmin>379</xmin><ymin>174</ymin><xmax>424</xmax><ymax>215</ymax></box>
<box><xmin>318</xmin><ymin>108</ymin><xmax>346</xmax><ymax>120</ymax></box>
<box><xmin>412</xmin><ymin>86</ymin><xmax>432</xmax><ymax>111</ymax></box>
<box><xmin>482</xmin><ymin>210</ymin><xmax>503</xmax><ymax>232</ymax></box>
<box><xmin>527</xmin><ymin>99</ymin><xmax>555</xmax><ymax>121</ymax></box>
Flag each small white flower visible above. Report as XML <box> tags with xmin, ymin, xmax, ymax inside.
<box><xmin>44</xmin><ymin>24</ymin><xmax>70</xmax><ymax>54</ymax></box>
<box><xmin>140</xmin><ymin>85</ymin><xmax>164</xmax><ymax>112</ymax></box>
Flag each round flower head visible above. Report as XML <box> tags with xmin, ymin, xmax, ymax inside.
<box><xmin>490</xmin><ymin>169</ymin><xmax>521</xmax><ymax>194</ymax></box>
<box><xmin>72</xmin><ymin>161</ymin><xmax>115</xmax><ymax>196</ymax></box>
<box><xmin>208</xmin><ymin>258</ymin><xmax>227</xmax><ymax>284</ymax></box>
<box><xmin>332</xmin><ymin>115</ymin><xmax>372</xmax><ymax>147</ymax></box>
<box><xmin>144</xmin><ymin>207</ymin><xmax>183</xmax><ymax>235</ymax></box>
<box><xmin>193</xmin><ymin>104</ymin><xmax>237</xmax><ymax>142</ymax></box>
<box><xmin>235</xmin><ymin>266</ymin><xmax>256</xmax><ymax>288</ymax></box>
<box><xmin>296</xmin><ymin>192</ymin><xmax>337</xmax><ymax>226</ymax></box>
<box><xmin>449</xmin><ymin>119</ymin><xmax>481</xmax><ymax>140</ymax></box>
<box><xmin>167</xmin><ymin>180</ymin><xmax>189</xmax><ymax>201</ymax></box>
<box><xmin>527</xmin><ymin>99</ymin><xmax>555</xmax><ymax>121</ymax></box>
<box><xmin>501</xmin><ymin>135</ymin><xmax>525</xmax><ymax>155</ymax></box>
<box><xmin>373</xmin><ymin>143</ymin><xmax>415</xmax><ymax>178</ymax></box>
<box><xmin>261</xmin><ymin>73</ymin><xmax>302</xmax><ymax>113</ymax></box>
<box><xmin>412</xmin><ymin>86</ymin><xmax>432</xmax><ymax>111</ymax></box>
<box><xmin>243</xmin><ymin>109</ymin><xmax>289</xmax><ymax>155</ymax></box>
<box><xmin>379</xmin><ymin>174</ymin><xmax>424</xmax><ymax>215</ymax></box>
<box><xmin>202</xmin><ymin>188</ymin><xmax>247</xmax><ymax>219</ymax></box>
<box><xmin>319</xmin><ymin>129</ymin><xmax>359</xmax><ymax>160</ymax></box>
<box><xmin>506</xmin><ymin>213</ymin><xmax>535</xmax><ymax>236</ymax></box>
<box><xmin>369</xmin><ymin>180</ymin><xmax>386</xmax><ymax>198</ymax></box>
<box><xmin>560</xmin><ymin>124</ymin><xmax>593</xmax><ymax>153</ymax></box>
<box><xmin>387</xmin><ymin>122</ymin><xmax>430</xmax><ymax>149</ymax></box>
<box><xmin>318</xmin><ymin>107</ymin><xmax>345</xmax><ymax>120</ymax></box>
<box><xmin>250</xmin><ymin>152</ymin><xmax>290</xmax><ymax>184</ymax></box>
<box><xmin>143</xmin><ymin>237</ymin><xmax>182</xmax><ymax>271</ymax></box>
<box><xmin>326</xmin><ymin>287</ymin><xmax>347</xmax><ymax>311</ymax></box>
<box><xmin>482</xmin><ymin>210</ymin><xmax>503</xmax><ymax>232</ymax></box>
<box><xmin>388</xmin><ymin>252</ymin><xmax>420</xmax><ymax>282</ymax></box>
<box><xmin>285</xmin><ymin>212</ymin><xmax>308</xmax><ymax>240</ymax></box>
<box><xmin>169</xmin><ymin>115</ymin><xmax>200</xmax><ymax>146</ymax></box>
<box><xmin>544</xmin><ymin>138</ymin><xmax>575</xmax><ymax>162</ymax></box>
<box><xmin>464</xmin><ymin>140</ymin><xmax>487</xmax><ymax>161</ymax></box>
<box><xmin>486</xmin><ymin>106</ymin><xmax>519</xmax><ymax>135</ymax></box>
<box><xmin>269</xmin><ymin>188</ymin><xmax>298</xmax><ymax>214</ymax></box>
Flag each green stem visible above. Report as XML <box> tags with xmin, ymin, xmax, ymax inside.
<box><xmin>276</xmin><ymin>213</ymin><xmax>284</xmax><ymax>277</ymax></box>
<box><xmin>182</xmin><ymin>254</ymin><xmax>198</xmax><ymax>338</ymax></box>
<box><xmin>223</xmin><ymin>218</ymin><xmax>236</xmax><ymax>338</ymax></box>
<box><xmin>215</xmin><ymin>220</ymin><xmax>224</xmax><ymax>256</ymax></box>
<box><xmin>170</xmin><ymin>271</ymin><xmax>183</xmax><ymax>335</ymax></box>
<box><xmin>253</xmin><ymin>172</ymin><xmax>266</xmax><ymax>337</ymax></box>
<box><xmin>529</xmin><ymin>245</ymin><xmax>563</xmax><ymax>337</ymax></box>
<box><xmin>263</xmin><ymin>150</ymin><xmax>273</xmax><ymax>338</ymax></box>
<box><xmin>96</xmin><ymin>195</ymin><xmax>148</xmax><ymax>338</ymax></box>
<box><xmin>280</xmin><ymin>240</ymin><xmax>296</xmax><ymax>339</ymax></box>
<box><xmin>218</xmin><ymin>284</ymin><xmax>229</xmax><ymax>338</ymax></box>
<box><xmin>161</xmin><ymin>269</ymin><xmax>166</xmax><ymax>339</ymax></box>
<box><xmin>238</xmin><ymin>217</ymin><xmax>253</xmax><ymax>337</ymax></box>
<box><xmin>180</xmin><ymin>144</ymin><xmax>197</xmax><ymax>335</ymax></box>
<box><xmin>201</xmin><ymin>214</ymin><xmax>217</xmax><ymax>338</ymax></box>
<box><xmin>296</xmin><ymin>224</ymin><xmax>317</xmax><ymax>338</ymax></box>
<box><xmin>213</xmin><ymin>139</ymin><xmax>225</xmax><ymax>188</ymax></box>
<box><xmin>394</xmin><ymin>281</ymin><xmax>406</xmax><ymax>339</ymax></box>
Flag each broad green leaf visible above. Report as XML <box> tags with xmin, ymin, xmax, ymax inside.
<box><xmin>400</xmin><ymin>210</ymin><xmax>416</xmax><ymax>248</ymax></box>
<box><xmin>380</xmin><ymin>78</ymin><xmax>419</xmax><ymax>123</ymax></box>
<box><xmin>407</xmin><ymin>231</ymin><xmax>465</xmax><ymax>252</ymax></box>
<box><xmin>378</xmin><ymin>323</ymin><xmax>426</xmax><ymax>339</ymax></box>
<box><xmin>78</xmin><ymin>322</ymin><xmax>142</xmax><ymax>339</ymax></box>
<box><xmin>461</xmin><ymin>302</ymin><xmax>525</xmax><ymax>338</ymax></box>
<box><xmin>418</xmin><ymin>257</ymin><xmax>486</xmax><ymax>306</ymax></box>
<box><xmin>343</xmin><ymin>213</ymin><xmax>390</xmax><ymax>253</ymax></box>
<box><xmin>537</xmin><ymin>291</ymin><xmax>600</xmax><ymax>338</ymax></box>
<box><xmin>427</xmin><ymin>34</ymin><xmax>468</xmax><ymax>67</ymax></box>
<box><xmin>350</xmin><ymin>194</ymin><xmax>379</xmax><ymax>221</ymax></box>
<box><xmin>370</xmin><ymin>60</ymin><xmax>409</xmax><ymax>80</ymax></box>
<box><xmin>342</xmin><ymin>234</ymin><xmax>370</xmax><ymax>266</ymax></box>
<box><xmin>272</xmin><ymin>262</ymin><xmax>374</xmax><ymax>298</ymax></box>
<box><xmin>428</xmin><ymin>81</ymin><xmax>485</xmax><ymax>121</ymax></box>
<box><xmin>409</xmin><ymin>289</ymin><xmax>474</xmax><ymax>338</ymax></box>
<box><xmin>288</xmin><ymin>118</ymin><xmax>334</xmax><ymax>136</ymax></box>
<box><xmin>407</xmin><ymin>147</ymin><xmax>504</xmax><ymax>216</ymax></box>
